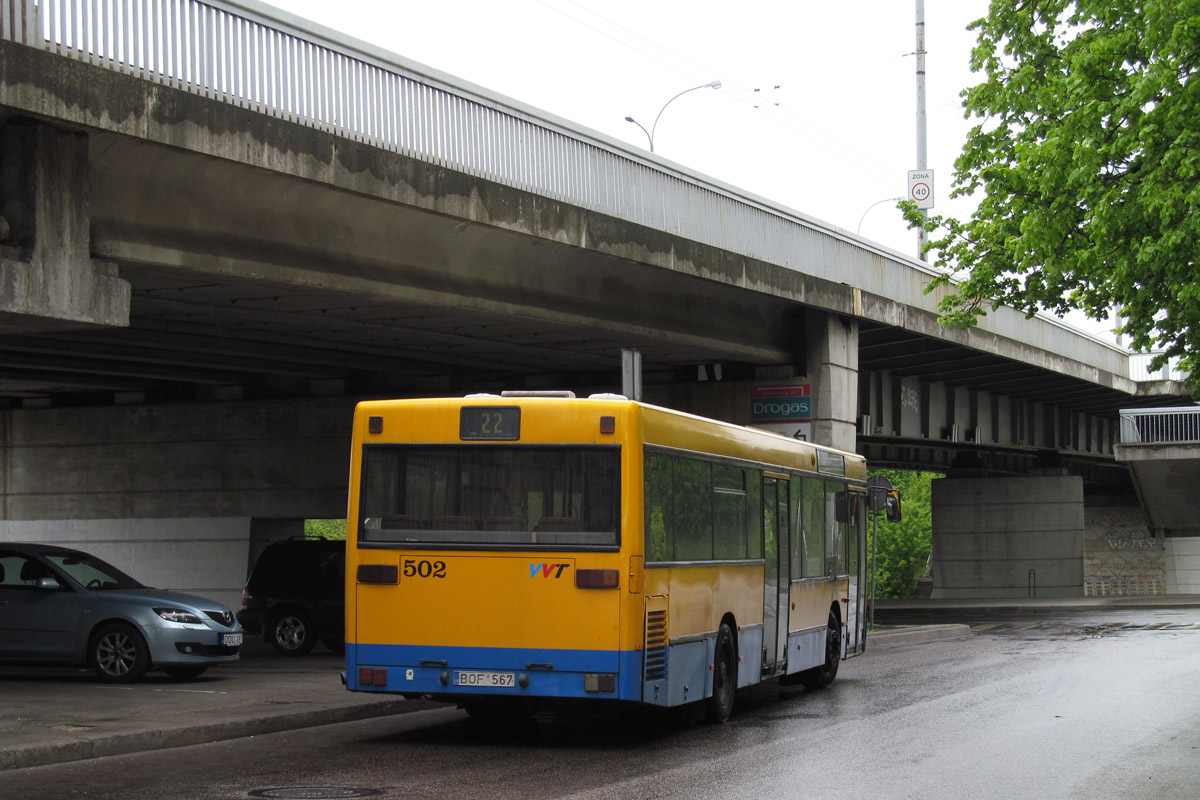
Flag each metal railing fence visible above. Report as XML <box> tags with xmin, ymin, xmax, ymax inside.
<box><xmin>0</xmin><ymin>0</ymin><xmax>843</xmax><ymax>266</ymax></box>
<box><xmin>1128</xmin><ymin>352</ymin><xmax>1187</xmax><ymax>382</ymax></box>
<box><xmin>1119</xmin><ymin>407</ymin><xmax>1200</xmax><ymax>444</ymax></box>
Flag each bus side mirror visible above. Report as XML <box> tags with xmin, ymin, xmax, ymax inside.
<box><xmin>885</xmin><ymin>491</ymin><xmax>902</xmax><ymax>523</ymax></box>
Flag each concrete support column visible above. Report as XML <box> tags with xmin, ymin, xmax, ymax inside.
<box><xmin>0</xmin><ymin>119</ymin><xmax>129</xmax><ymax>330</ymax></box>
<box><xmin>805</xmin><ymin>310</ymin><xmax>858</xmax><ymax>451</ymax></box>
<box><xmin>931</xmin><ymin>474</ymin><xmax>1084</xmax><ymax>598</ymax></box>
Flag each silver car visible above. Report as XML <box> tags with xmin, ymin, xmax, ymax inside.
<box><xmin>0</xmin><ymin>542</ymin><xmax>242</xmax><ymax>682</ymax></box>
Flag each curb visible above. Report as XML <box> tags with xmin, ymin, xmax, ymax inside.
<box><xmin>2</xmin><ymin>699</ymin><xmax>429</xmax><ymax>772</ymax></box>
<box><xmin>868</xmin><ymin>624</ymin><xmax>972</xmax><ymax>647</ymax></box>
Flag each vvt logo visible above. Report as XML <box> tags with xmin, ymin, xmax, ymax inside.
<box><xmin>530</xmin><ymin>563</ymin><xmax>569</xmax><ymax>578</ymax></box>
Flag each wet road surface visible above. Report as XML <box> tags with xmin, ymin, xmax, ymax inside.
<box><xmin>7</xmin><ymin>607</ymin><xmax>1199</xmax><ymax>800</ymax></box>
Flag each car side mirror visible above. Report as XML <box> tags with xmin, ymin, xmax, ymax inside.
<box><xmin>35</xmin><ymin>576</ymin><xmax>64</xmax><ymax>590</ymax></box>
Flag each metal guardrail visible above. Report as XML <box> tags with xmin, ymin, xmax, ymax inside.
<box><xmin>0</xmin><ymin>0</ymin><xmax>848</xmax><ymax>267</ymax></box>
<box><xmin>1119</xmin><ymin>407</ymin><xmax>1200</xmax><ymax>444</ymax></box>
<box><xmin>0</xmin><ymin>0</ymin><xmax>1188</xmax><ymax>388</ymax></box>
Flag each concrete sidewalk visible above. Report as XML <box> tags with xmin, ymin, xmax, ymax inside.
<box><xmin>0</xmin><ymin>640</ymin><xmax>424</xmax><ymax>771</ymax></box>
<box><xmin>0</xmin><ymin>626</ymin><xmax>966</xmax><ymax>771</ymax></box>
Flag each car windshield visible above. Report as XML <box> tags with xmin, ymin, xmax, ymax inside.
<box><xmin>44</xmin><ymin>552</ymin><xmax>144</xmax><ymax>590</ymax></box>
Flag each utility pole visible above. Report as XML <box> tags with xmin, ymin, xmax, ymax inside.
<box><xmin>915</xmin><ymin>0</ymin><xmax>928</xmax><ymax>261</ymax></box>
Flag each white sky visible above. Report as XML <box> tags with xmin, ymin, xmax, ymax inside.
<box><xmin>264</xmin><ymin>0</ymin><xmax>1116</xmax><ymax>342</ymax></box>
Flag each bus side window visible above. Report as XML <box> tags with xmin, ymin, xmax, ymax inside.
<box><xmin>674</xmin><ymin>459</ymin><xmax>713</xmax><ymax>561</ymax></box>
<box><xmin>801</xmin><ymin>478</ymin><xmax>824</xmax><ymax>578</ymax></box>
<box><xmin>746</xmin><ymin>472</ymin><xmax>762</xmax><ymax>559</ymax></box>
<box><xmin>713</xmin><ymin>466</ymin><xmax>748</xmax><ymax>560</ymax></box>
<box><xmin>644</xmin><ymin>453</ymin><xmax>672</xmax><ymax>562</ymax></box>
<box><xmin>824</xmin><ymin>481</ymin><xmax>843</xmax><ymax>576</ymax></box>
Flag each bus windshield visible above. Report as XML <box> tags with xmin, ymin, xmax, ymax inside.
<box><xmin>358</xmin><ymin>444</ymin><xmax>620</xmax><ymax>548</ymax></box>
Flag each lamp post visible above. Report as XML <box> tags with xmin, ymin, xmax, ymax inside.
<box><xmin>625</xmin><ymin>80</ymin><xmax>722</xmax><ymax>153</ymax></box>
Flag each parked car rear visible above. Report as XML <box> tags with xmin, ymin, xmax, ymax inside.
<box><xmin>0</xmin><ymin>543</ymin><xmax>242</xmax><ymax>682</ymax></box>
<box><xmin>238</xmin><ymin>538</ymin><xmax>345</xmax><ymax>656</ymax></box>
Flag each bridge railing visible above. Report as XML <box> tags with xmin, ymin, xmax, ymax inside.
<box><xmin>0</xmin><ymin>0</ymin><xmax>843</xmax><ymax>266</ymax></box>
<box><xmin>1119</xmin><ymin>407</ymin><xmax>1200</xmax><ymax>444</ymax></box>
<box><xmin>1128</xmin><ymin>352</ymin><xmax>1186</xmax><ymax>382</ymax></box>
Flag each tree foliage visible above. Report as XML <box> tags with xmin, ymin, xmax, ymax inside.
<box><xmin>868</xmin><ymin>470</ymin><xmax>936</xmax><ymax>599</ymax></box>
<box><xmin>304</xmin><ymin>518</ymin><xmax>347</xmax><ymax>540</ymax></box>
<box><xmin>904</xmin><ymin>0</ymin><xmax>1200</xmax><ymax>385</ymax></box>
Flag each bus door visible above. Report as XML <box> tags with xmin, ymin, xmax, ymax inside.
<box><xmin>846</xmin><ymin>490</ymin><xmax>869</xmax><ymax>657</ymax></box>
<box><xmin>761</xmin><ymin>476</ymin><xmax>791</xmax><ymax>674</ymax></box>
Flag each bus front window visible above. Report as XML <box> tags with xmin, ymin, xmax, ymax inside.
<box><xmin>359</xmin><ymin>445</ymin><xmax>620</xmax><ymax>548</ymax></box>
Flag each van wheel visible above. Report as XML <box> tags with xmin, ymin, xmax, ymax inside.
<box><xmin>801</xmin><ymin>611</ymin><xmax>841</xmax><ymax>689</ymax></box>
<box><xmin>268</xmin><ymin>609</ymin><xmax>316</xmax><ymax>656</ymax></box>
<box><xmin>706</xmin><ymin>623</ymin><xmax>737</xmax><ymax>722</ymax></box>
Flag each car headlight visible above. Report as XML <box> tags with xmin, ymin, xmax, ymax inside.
<box><xmin>154</xmin><ymin>607</ymin><xmax>203</xmax><ymax>624</ymax></box>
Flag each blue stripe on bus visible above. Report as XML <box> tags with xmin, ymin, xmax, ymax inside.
<box><xmin>347</xmin><ymin>643</ymin><xmax>644</xmax><ymax>701</ymax></box>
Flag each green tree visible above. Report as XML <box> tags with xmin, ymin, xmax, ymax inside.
<box><xmin>868</xmin><ymin>470</ymin><xmax>936</xmax><ymax>599</ymax></box>
<box><xmin>304</xmin><ymin>518</ymin><xmax>347</xmax><ymax>540</ymax></box>
<box><xmin>905</xmin><ymin>0</ymin><xmax>1200</xmax><ymax>385</ymax></box>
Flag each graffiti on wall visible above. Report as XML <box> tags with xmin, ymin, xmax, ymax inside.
<box><xmin>1083</xmin><ymin>506</ymin><xmax>1165</xmax><ymax>596</ymax></box>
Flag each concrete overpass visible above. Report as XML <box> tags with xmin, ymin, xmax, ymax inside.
<box><xmin>0</xmin><ymin>0</ymin><xmax>1192</xmax><ymax>604</ymax></box>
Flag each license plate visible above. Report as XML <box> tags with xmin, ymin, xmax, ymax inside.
<box><xmin>222</xmin><ymin>633</ymin><xmax>243</xmax><ymax>646</ymax></box>
<box><xmin>453</xmin><ymin>670</ymin><xmax>515</xmax><ymax>688</ymax></box>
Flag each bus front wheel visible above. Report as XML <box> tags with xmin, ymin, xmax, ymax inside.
<box><xmin>800</xmin><ymin>611</ymin><xmax>841</xmax><ymax>689</ymax></box>
<box><xmin>706</xmin><ymin>622</ymin><xmax>737</xmax><ymax>722</ymax></box>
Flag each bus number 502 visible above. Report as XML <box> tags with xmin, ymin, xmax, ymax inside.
<box><xmin>403</xmin><ymin>559</ymin><xmax>447</xmax><ymax>579</ymax></box>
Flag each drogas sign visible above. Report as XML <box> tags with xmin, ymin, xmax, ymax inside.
<box><xmin>751</xmin><ymin>384</ymin><xmax>812</xmax><ymax>423</ymax></box>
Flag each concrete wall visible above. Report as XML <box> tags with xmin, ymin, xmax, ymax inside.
<box><xmin>1082</xmin><ymin>501</ymin><xmax>1165</xmax><ymax>596</ymax></box>
<box><xmin>1166</xmin><ymin>537</ymin><xmax>1200</xmax><ymax>594</ymax></box>
<box><xmin>0</xmin><ymin>518</ymin><xmax>250</xmax><ymax>608</ymax></box>
<box><xmin>0</xmin><ymin>397</ymin><xmax>354</xmax><ymax>607</ymax></box>
<box><xmin>931</xmin><ymin>474</ymin><xmax>1084</xmax><ymax>599</ymax></box>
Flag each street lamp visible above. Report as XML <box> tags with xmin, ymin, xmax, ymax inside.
<box><xmin>625</xmin><ymin>80</ymin><xmax>722</xmax><ymax>153</ymax></box>
<box><xmin>857</xmin><ymin>197</ymin><xmax>904</xmax><ymax>235</ymax></box>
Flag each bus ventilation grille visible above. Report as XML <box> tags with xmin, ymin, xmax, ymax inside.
<box><xmin>644</xmin><ymin>610</ymin><xmax>667</xmax><ymax>680</ymax></box>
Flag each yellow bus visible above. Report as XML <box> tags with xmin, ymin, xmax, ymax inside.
<box><xmin>345</xmin><ymin>391</ymin><xmax>870</xmax><ymax>721</ymax></box>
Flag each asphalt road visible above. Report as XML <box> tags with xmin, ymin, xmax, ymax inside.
<box><xmin>6</xmin><ymin>607</ymin><xmax>1199</xmax><ymax>800</ymax></box>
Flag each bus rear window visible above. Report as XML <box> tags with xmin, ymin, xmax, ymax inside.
<box><xmin>358</xmin><ymin>445</ymin><xmax>620</xmax><ymax>548</ymax></box>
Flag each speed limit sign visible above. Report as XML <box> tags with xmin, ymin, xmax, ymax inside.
<box><xmin>907</xmin><ymin>169</ymin><xmax>935</xmax><ymax>210</ymax></box>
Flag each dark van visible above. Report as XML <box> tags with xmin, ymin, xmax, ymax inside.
<box><xmin>238</xmin><ymin>538</ymin><xmax>344</xmax><ymax>655</ymax></box>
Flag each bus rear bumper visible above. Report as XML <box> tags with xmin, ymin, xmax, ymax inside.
<box><xmin>346</xmin><ymin>643</ymin><xmax>644</xmax><ymax>702</ymax></box>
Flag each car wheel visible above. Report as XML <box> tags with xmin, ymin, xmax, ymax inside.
<box><xmin>89</xmin><ymin>622</ymin><xmax>150</xmax><ymax>683</ymax></box>
<box><xmin>269</xmin><ymin>609</ymin><xmax>316</xmax><ymax>656</ymax></box>
<box><xmin>164</xmin><ymin>665</ymin><xmax>209</xmax><ymax>680</ymax></box>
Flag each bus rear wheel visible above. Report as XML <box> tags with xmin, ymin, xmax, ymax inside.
<box><xmin>706</xmin><ymin>622</ymin><xmax>737</xmax><ymax>722</ymax></box>
<box><xmin>800</xmin><ymin>611</ymin><xmax>841</xmax><ymax>690</ymax></box>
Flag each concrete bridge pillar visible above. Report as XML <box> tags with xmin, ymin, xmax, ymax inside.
<box><xmin>805</xmin><ymin>311</ymin><xmax>858</xmax><ymax>452</ymax></box>
<box><xmin>930</xmin><ymin>473</ymin><xmax>1085</xmax><ymax>598</ymax></box>
<box><xmin>0</xmin><ymin>119</ymin><xmax>129</xmax><ymax>331</ymax></box>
